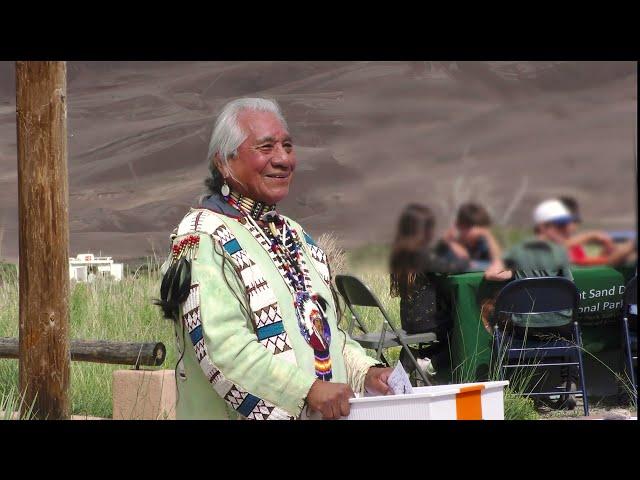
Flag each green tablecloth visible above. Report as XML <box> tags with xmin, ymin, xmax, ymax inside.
<box><xmin>437</xmin><ymin>265</ymin><xmax>636</xmax><ymax>380</ymax></box>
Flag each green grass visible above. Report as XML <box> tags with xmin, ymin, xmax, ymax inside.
<box><xmin>347</xmin><ymin>243</ymin><xmax>391</xmax><ymax>273</ymax></box>
<box><xmin>0</xmin><ymin>259</ymin><xmax>176</xmax><ymax>418</ymax></box>
<box><xmin>492</xmin><ymin>225</ymin><xmax>530</xmax><ymax>252</ymax></box>
<box><xmin>503</xmin><ymin>391</ymin><xmax>539</xmax><ymax>420</ymax></box>
<box><xmin>0</xmin><ymin>228</ymin><xmax>539</xmax><ymax>420</ymax></box>
<box><xmin>1</xmin><ymin>387</ymin><xmax>36</xmax><ymax>419</ymax></box>
<box><xmin>0</xmin><ymin>262</ymin><xmax>17</xmax><ymax>281</ymax></box>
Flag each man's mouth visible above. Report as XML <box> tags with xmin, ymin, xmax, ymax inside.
<box><xmin>265</xmin><ymin>172</ymin><xmax>290</xmax><ymax>179</ymax></box>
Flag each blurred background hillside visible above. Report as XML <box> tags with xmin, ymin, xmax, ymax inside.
<box><xmin>0</xmin><ymin>61</ymin><xmax>636</xmax><ymax>262</ymax></box>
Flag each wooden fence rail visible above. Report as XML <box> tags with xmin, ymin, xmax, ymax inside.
<box><xmin>0</xmin><ymin>337</ymin><xmax>166</xmax><ymax>368</ymax></box>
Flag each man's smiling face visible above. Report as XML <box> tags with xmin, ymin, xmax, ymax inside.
<box><xmin>226</xmin><ymin>109</ymin><xmax>296</xmax><ymax>205</ymax></box>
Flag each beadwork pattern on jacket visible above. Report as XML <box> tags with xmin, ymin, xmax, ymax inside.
<box><xmin>302</xmin><ymin>231</ymin><xmax>331</xmax><ymax>288</ymax></box>
<box><xmin>174</xmin><ymin>208</ymin><xmax>296</xmax><ymax>419</ymax></box>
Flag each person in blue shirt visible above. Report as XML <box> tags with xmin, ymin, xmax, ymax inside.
<box><xmin>444</xmin><ymin>203</ymin><xmax>503</xmax><ymax>268</ymax></box>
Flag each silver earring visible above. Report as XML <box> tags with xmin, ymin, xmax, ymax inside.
<box><xmin>221</xmin><ymin>180</ymin><xmax>230</xmax><ymax>197</ymax></box>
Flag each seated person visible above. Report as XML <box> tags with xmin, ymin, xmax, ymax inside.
<box><xmin>444</xmin><ymin>202</ymin><xmax>503</xmax><ymax>267</ymax></box>
<box><xmin>389</xmin><ymin>204</ymin><xmax>469</xmax><ymax>376</ymax></box>
<box><xmin>485</xmin><ymin>199</ymin><xmax>579</xmax><ymax>409</ymax></box>
<box><xmin>559</xmin><ymin>195</ymin><xmax>636</xmax><ymax>266</ymax></box>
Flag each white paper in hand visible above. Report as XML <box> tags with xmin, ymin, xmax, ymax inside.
<box><xmin>387</xmin><ymin>361</ymin><xmax>414</xmax><ymax>395</ymax></box>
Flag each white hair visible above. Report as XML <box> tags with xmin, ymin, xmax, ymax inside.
<box><xmin>206</xmin><ymin>97</ymin><xmax>288</xmax><ymax>176</ymax></box>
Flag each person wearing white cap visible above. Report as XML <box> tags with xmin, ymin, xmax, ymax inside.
<box><xmin>484</xmin><ymin>198</ymin><xmax>579</xmax><ymax>409</ymax></box>
<box><xmin>533</xmin><ymin>199</ymin><xmax>575</xmax><ymax>228</ymax></box>
<box><xmin>485</xmin><ymin>198</ymin><xmax>576</xmax><ymax>283</ymax></box>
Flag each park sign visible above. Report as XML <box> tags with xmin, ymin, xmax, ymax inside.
<box><xmin>577</xmin><ymin>284</ymin><xmax>626</xmax><ymax>314</ymax></box>
<box><xmin>573</xmin><ymin>265</ymin><xmax>633</xmax><ymax>327</ymax></box>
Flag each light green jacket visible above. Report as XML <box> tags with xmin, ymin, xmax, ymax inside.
<box><xmin>168</xmin><ymin>208</ymin><xmax>379</xmax><ymax>420</ymax></box>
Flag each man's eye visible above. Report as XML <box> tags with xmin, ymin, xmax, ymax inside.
<box><xmin>259</xmin><ymin>145</ymin><xmax>273</xmax><ymax>151</ymax></box>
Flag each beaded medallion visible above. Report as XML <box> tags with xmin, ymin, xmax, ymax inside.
<box><xmin>226</xmin><ymin>192</ymin><xmax>333</xmax><ymax>381</ymax></box>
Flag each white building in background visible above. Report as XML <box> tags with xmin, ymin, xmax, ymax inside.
<box><xmin>69</xmin><ymin>253</ymin><xmax>123</xmax><ymax>282</ymax></box>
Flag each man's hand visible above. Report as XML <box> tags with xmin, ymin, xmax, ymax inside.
<box><xmin>606</xmin><ymin>239</ymin><xmax>637</xmax><ymax>266</ymax></box>
<box><xmin>364</xmin><ymin>366</ymin><xmax>393</xmax><ymax>395</ymax></box>
<box><xmin>568</xmin><ymin>230</ymin><xmax>615</xmax><ymax>253</ymax></box>
<box><xmin>484</xmin><ymin>260</ymin><xmax>513</xmax><ymax>282</ymax></box>
<box><xmin>591</xmin><ymin>232</ymin><xmax>615</xmax><ymax>254</ymax></box>
<box><xmin>306</xmin><ymin>380</ymin><xmax>354</xmax><ymax>419</ymax></box>
<box><xmin>444</xmin><ymin>226</ymin><xmax>458</xmax><ymax>242</ymax></box>
<box><xmin>467</xmin><ymin>226</ymin><xmax>489</xmax><ymax>242</ymax></box>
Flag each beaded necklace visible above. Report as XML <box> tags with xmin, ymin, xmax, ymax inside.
<box><xmin>225</xmin><ymin>191</ymin><xmax>333</xmax><ymax>380</ymax></box>
<box><xmin>228</xmin><ymin>191</ymin><xmax>275</xmax><ymax>222</ymax></box>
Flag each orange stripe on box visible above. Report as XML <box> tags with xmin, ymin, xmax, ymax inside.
<box><xmin>456</xmin><ymin>385</ymin><xmax>485</xmax><ymax>420</ymax></box>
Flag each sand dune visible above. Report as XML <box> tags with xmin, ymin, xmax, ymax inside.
<box><xmin>0</xmin><ymin>61</ymin><xmax>636</xmax><ymax>263</ymax></box>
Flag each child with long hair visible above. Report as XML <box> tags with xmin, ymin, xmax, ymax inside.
<box><xmin>389</xmin><ymin>204</ymin><xmax>469</xmax><ymax>378</ymax></box>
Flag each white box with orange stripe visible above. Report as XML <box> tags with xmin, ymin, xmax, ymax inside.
<box><xmin>343</xmin><ymin>381</ymin><xmax>509</xmax><ymax>420</ymax></box>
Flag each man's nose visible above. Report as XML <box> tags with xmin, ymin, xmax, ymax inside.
<box><xmin>271</xmin><ymin>143</ymin><xmax>290</xmax><ymax>166</ymax></box>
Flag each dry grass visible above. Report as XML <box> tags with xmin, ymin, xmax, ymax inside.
<box><xmin>432</xmin><ymin>167</ymin><xmax>530</xmax><ymax>236</ymax></box>
<box><xmin>316</xmin><ymin>232</ymin><xmax>348</xmax><ymax>276</ymax></box>
<box><xmin>0</xmin><ymin>261</ymin><xmax>175</xmax><ymax>418</ymax></box>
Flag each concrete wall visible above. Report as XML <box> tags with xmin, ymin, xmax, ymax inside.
<box><xmin>112</xmin><ymin>369</ymin><xmax>176</xmax><ymax>420</ymax></box>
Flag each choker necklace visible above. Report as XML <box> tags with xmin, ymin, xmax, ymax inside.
<box><xmin>227</xmin><ymin>191</ymin><xmax>276</xmax><ymax>222</ymax></box>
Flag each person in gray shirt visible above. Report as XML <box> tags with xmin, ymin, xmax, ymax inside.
<box><xmin>485</xmin><ymin>199</ymin><xmax>580</xmax><ymax>409</ymax></box>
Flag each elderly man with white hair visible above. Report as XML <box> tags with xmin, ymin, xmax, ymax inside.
<box><xmin>158</xmin><ymin>98</ymin><xmax>393</xmax><ymax>420</ymax></box>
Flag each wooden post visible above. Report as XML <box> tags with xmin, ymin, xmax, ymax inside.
<box><xmin>16</xmin><ymin>61</ymin><xmax>70</xmax><ymax>419</ymax></box>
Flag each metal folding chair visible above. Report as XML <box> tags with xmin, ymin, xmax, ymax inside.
<box><xmin>621</xmin><ymin>275</ymin><xmax>637</xmax><ymax>402</ymax></box>
<box><xmin>491</xmin><ymin>276</ymin><xmax>589</xmax><ymax>416</ymax></box>
<box><xmin>335</xmin><ymin>274</ymin><xmax>437</xmax><ymax>386</ymax></box>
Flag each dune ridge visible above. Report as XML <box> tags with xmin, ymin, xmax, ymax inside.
<box><xmin>0</xmin><ymin>61</ymin><xmax>636</xmax><ymax>262</ymax></box>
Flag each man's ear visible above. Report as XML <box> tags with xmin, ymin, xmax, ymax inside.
<box><xmin>213</xmin><ymin>154</ymin><xmax>230</xmax><ymax>179</ymax></box>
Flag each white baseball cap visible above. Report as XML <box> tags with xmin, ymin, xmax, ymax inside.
<box><xmin>533</xmin><ymin>199</ymin><xmax>575</xmax><ymax>225</ymax></box>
